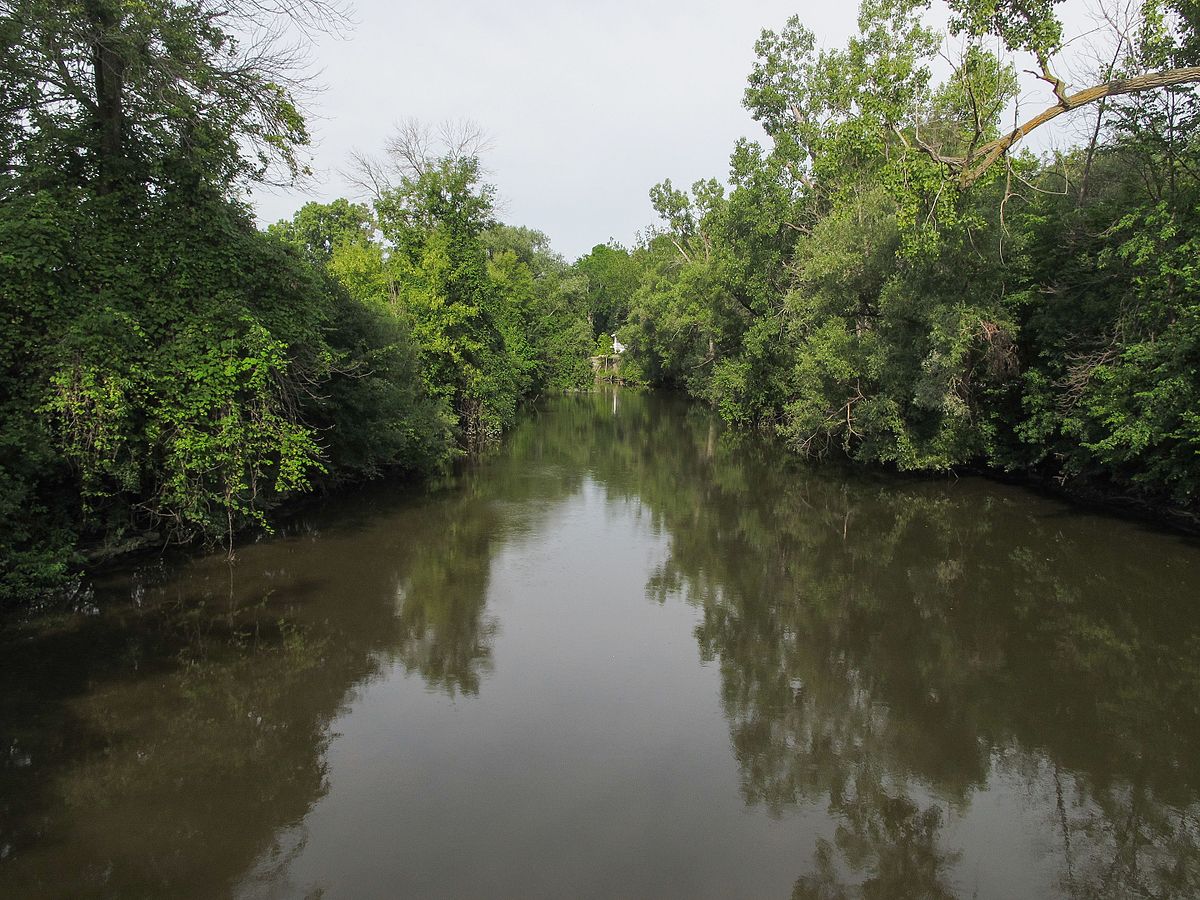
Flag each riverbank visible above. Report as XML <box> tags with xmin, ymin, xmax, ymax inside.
<box><xmin>41</xmin><ymin>386</ymin><xmax>1200</xmax><ymax>615</ymax></box>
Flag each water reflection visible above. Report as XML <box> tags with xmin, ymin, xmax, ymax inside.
<box><xmin>613</xmin><ymin>393</ymin><xmax>1200</xmax><ymax>898</ymax></box>
<box><xmin>1</xmin><ymin>389</ymin><xmax>1199</xmax><ymax>898</ymax></box>
<box><xmin>0</xmin><ymin>464</ymin><xmax>579</xmax><ymax>895</ymax></box>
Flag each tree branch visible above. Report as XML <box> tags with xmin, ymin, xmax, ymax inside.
<box><xmin>956</xmin><ymin>66</ymin><xmax>1200</xmax><ymax>186</ymax></box>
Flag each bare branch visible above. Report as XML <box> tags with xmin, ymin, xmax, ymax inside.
<box><xmin>343</xmin><ymin>148</ymin><xmax>390</xmax><ymax>201</ymax></box>
<box><xmin>373</xmin><ymin>116</ymin><xmax>493</xmax><ymax>184</ymax></box>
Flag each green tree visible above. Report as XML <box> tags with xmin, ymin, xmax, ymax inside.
<box><xmin>574</xmin><ymin>242</ymin><xmax>640</xmax><ymax>338</ymax></box>
<box><xmin>0</xmin><ymin>0</ymin><xmax>457</xmax><ymax>604</ymax></box>
<box><xmin>618</xmin><ymin>0</ymin><xmax>1200</xmax><ymax>514</ymax></box>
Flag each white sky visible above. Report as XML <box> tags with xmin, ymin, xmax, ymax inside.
<box><xmin>250</xmin><ymin>0</ymin><xmax>861</xmax><ymax>259</ymax></box>
<box><xmin>251</xmin><ymin>0</ymin><xmax>1104</xmax><ymax>261</ymax></box>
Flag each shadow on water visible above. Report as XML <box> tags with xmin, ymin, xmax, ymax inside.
<box><xmin>1</xmin><ymin>387</ymin><xmax>1199</xmax><ymax>898</ymax></box>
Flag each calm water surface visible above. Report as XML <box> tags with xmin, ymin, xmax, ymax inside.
<box><xmin>3</xmin><ymin>389</ymin><xmax>1200</xmax><ymax>898</ymax></box>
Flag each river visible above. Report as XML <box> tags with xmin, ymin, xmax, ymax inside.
<box><xmin>3</xmin><ymin>388</ymin><xmax>1200</xmax><ymax>898</ymax></box>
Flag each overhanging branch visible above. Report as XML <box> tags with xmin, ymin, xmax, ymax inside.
<box><xmin>896</xmin><ymin>66</ymin><xmax>1200</xmax><ymax>187</ymax></box>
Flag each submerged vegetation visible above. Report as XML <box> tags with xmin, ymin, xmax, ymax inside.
<box><xmin>3</xmin><ymin>0</ymin><xmax>1200</xmax><ymax>604</ymax></box>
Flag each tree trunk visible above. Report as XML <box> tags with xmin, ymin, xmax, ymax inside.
<box><xmin>85</xmin><ymin>0</ymin><xmax>126</xmax><ymax>189</ymax></box>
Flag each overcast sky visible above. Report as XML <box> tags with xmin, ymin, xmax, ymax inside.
<box><xmin>250</xmin><ymin>0</ymin><xmax>862</xmax><ymax>260</ymax></box>
<box><xmin>251</xmin><ymin>0</ymin><xmax>1101</xmax><ymax>260</ymax></box>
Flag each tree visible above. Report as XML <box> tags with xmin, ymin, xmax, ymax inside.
<box><xmin>617</xmin><ymin>0</ymin><xmax>1200</xmax><ymax>513</ymax></box>
<box><xmin>344</xmin><ymin>123</ymin><xmax>591</xmax><ymax>441</ymax></box>
<box><xmin>914</xmin><ymin>0</ymin><xmax>1200</xmax><ymax>184</ymax></box>
<box><xmin>746</xmin><ymin>0</ymin><xmax>1200</xmax><ymax>188</ymax></box>
<box><xmin>0</xmin><ymin>0</ymin><xmax>348</xmax><ymax>598</ymax></box>
<box><xmin>0</xmin><ymin>0</ymin><xmax>349</xmax><ymax>191</ymax></box>
<box><xmin>268</xmin><ymin>198</ymin><xmax>375</xmax><ymax>264</ymax></box>
<box><xmin>574</xmin><ymin>242</ymin><xmax>639</xmax><ymax>338</ymax></box>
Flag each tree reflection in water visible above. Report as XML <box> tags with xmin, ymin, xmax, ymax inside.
<box><xmin>0</xmin><ymin>458</ymin><xmax>579</xmax><ymax>896</ymax></box>
<box><xmin>2</xmin><ymin>389</ymin><xmax>1199</xmax><ymax>898</ymax></box>
<box><xmin>604</xmin><ymin>390</ymin><xmax>1200</xmax><ymax>899</ymax></box>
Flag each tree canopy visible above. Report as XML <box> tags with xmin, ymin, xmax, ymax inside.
<box><xmin>0</xmin><ymin>1</ymin><xmax>594</xmax><ymax>604</ymax></box>
<box><xmin>607</xmin><ymin>0</ymin><xmax>1200</xmax><ymax>513</ymax></box>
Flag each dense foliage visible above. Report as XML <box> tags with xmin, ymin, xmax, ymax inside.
<box><xmin>4</xmin><ymin>0</ymin><xmax>1199</xmax><ymax>604</ymax></box>
<box><xmin>592</xmin><ymin>0</ymin><xmax>1200</xmax><ymax>515</ymax></box>
<box><xmin>0</xmin><ymin>0</ymin><xmax>591</xmax><ymax>605</ymax></box>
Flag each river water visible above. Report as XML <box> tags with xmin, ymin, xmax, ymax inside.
<box><xmin>3</xmin><ymin>389</ymin><xmax>1200</xmax><ymax>898</ymax></box>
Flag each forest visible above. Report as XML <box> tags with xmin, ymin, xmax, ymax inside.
<box><xmin>0</xmin><ymin>0</ymin><xmax>603</xmax><ymax>604</ymax></box>
<box><xmin>2</xmin><ymin>0</ymin><xmax>1200</xmax><ymax>605</ymax></box>
<box><xmin>591</xmin><ymin>0</ymin><xmax>1200</xmax><ymax>518</ymax></box>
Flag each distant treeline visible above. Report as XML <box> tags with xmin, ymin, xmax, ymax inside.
<box><xmin>578</xmin><ymin>0</ymin><xmax>1200</xmax><ymax>520</ymax></box>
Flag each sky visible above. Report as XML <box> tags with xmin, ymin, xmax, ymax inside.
<box><xmin>250</xmin><ymin>0</ymin><xmax>862</xmax><ymax>260</ymax></box>
<box><xmin>251</xmin><ymin>0</ymin><xmax>1104</xmax><ymax>261</ymax></box>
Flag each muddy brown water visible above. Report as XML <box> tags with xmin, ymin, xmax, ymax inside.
<box><xmin>3</xmin><ymin>389</ymin><xmax>1200</xmax><ymax>898</ymax></box>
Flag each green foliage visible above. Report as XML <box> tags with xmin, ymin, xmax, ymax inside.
<box><xmin>361</xmin><ymin>157</ymin><xmax>590</xmax><ymax>442</ymax></box>
<box><xmin>267</xmin><ymin>199</ymin><xmax>375</xmax><ymax>265</ymax></box>
<box><xmin>614</xmin><ymin>0</ymin><xmax>1200</xmax><ymax>513</ymax></box>
<box><xmin>308</xmin><ymin>282</ymin><xmax>455</xmax><ymax>481</ymax></box>
<box><xmin>0</xmin><ymin>1</ymin><xmax>591</xmax><ymax>605</ymax></box>
<box><xmin>1</xmin><ymin>0</ymin><xmax>322</xmax><ymax>188</ymax></box>
<box><xmin>573</xmin><ymin>241</ymin><xmax>640</xmax><ymax>338</ymax></box>
<box><xmin>272</xmin><ymin>189</ymin><xmax>594</xmax><ymax>450</ymax></box>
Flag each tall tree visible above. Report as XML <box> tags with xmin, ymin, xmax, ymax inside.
<box><xmin>1</xmin><ymin>0</ymin><xmax>347</xmax><ymax>190</ymax></box>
